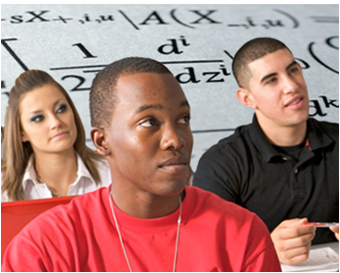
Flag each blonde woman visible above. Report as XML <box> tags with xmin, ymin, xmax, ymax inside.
<box><xmin>1</xmin><ymin>70</ymin><xmax>111</xmax><ymax>202</ymax></box>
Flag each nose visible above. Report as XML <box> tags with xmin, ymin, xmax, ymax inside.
<box><xmin>160</xmin><ymin>123</ymin><xmax>185</xmax><ymax>151</ymax></box>
<box><xmin>282</xmin><ymin>74</ymin><xmax>299</xmax><ymax>94</ymax></box>
<box><xmin>49</xmin><ymin>114</ymin><xmax>63</xmax><ymax>130</ymax></box>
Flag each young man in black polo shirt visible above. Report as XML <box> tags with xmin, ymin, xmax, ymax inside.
<box><xmin>193</xmin><ymin>37</ymin><xmax>339</xmax><ymax>265</ymax></box>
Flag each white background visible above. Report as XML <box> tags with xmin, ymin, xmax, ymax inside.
<box><xmin>1</xmin><ymin>4</ymin><xmax>339</xmax><ymax>171</ymax></box>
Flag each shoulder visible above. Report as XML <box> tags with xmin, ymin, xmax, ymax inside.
<box><xmin>185</xmin><ymin>187</ymin><xmax>279</xmax><ymax>271</ymax></box>
<box><xmin>27</xmin><ymin>186</ymin><xmax>108</xmax><ymax>231</ymax></box>
<box><xmin>308</xmin><ymin>118</ymin><xmax>339</xmax><ymax>145</ymax></box>
<box><xmin>309</xmin><ymin>118</ymin><xmax>338</xmax><ymax>134</ymax></box>
<box><xmin>200</xmin><ymin>124</ymin><xmax>252</xmax><ymax>161</ymax></box>
<box><xmin>188</xmin><ymin>187</ymin><xmax>271</xmax><ymax>246</ymax></box>
<box><xmin>195</xmin><ymin>124</ymin><xmax>253</xmax><ymax>177</ymax></box>
<box><xmin>189</xmin><ymin>186</ymin><xmax>259</xmax><ymax>224</ymax></box>
<box><xmin>2</xmin><ymin>187</ymin><xmax>110</xmax><ymax>271</ymax></box>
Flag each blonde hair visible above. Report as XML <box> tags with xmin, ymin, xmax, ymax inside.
<box><xmin>1</xmin><ymin>70</ymin><xmax>105</xmax><ymax>201</ymax></box>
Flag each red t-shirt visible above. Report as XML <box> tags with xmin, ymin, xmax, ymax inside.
<box><xmin>2</xmin><ymin>186</ymin><xmax>281</xmax><ymax>271</ymax></box>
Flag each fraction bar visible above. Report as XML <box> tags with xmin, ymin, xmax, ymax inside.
<box><xmin>50</xmin><ymin>59</ymin><xmax>224</xmax><ymax>71</ymax></box>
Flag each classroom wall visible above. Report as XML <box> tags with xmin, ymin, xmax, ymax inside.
<box><xmin>1</xmin><ymin>4</ymin><xmax>338</xmax><ymax>171</ymax></box>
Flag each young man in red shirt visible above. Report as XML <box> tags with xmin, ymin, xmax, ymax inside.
<box><xmin>2</xmin><ymin>57</ymin><xmax>281</xmax><ymax>272</ymax></box>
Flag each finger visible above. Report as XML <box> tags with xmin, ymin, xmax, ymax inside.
<box><xmin>329</xmin><ymin>226</ymin><xmax>339</xmax><ymax>240</ymax></box>
<box><xmin>280</xmin><ymin>234</ymin><xmax>313</xmax><ymax>252</ymax></box>
<box><xmin>278</xmin><ymin>224</ymin><xmax>316</xmax><ymax>241</ymax></box>
<box><xmin>278</xmin><ymin>218</ymin><xmax>306</xmax><ymax>228</ymax></box>
<box><xmin>293</xmin><ymin>217</ymin><xmax>308</xmax><ymax>226</ymax></box>
<box><xmin>280</xmin><ymin>249</ymin><xmax>310</xmax><ymax>265</ymax></box>
<box><xmin>329</xmin><ymin>226</ymin><xmax>339</xmax><ymax>233</ymax></box>
<box><xmin>274</xmin><ymin>231</ymin><xmax>314</xmax><ymax>255</ymax></box>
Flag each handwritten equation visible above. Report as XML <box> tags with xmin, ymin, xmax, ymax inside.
<box><xmin>1</xmin><ymin>8</ymin><xmax>338</xmax><ymax>30</ymax></box>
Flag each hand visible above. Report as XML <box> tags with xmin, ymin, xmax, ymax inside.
<box><xmin>329</xmin><ymin>226</ymin><xmax>339</xmax><ymax>240</ymax></box>
<box><xmin>270</xmin><ymin>218</ymin><xmax>316</xmax><ymax>265</ymax></box>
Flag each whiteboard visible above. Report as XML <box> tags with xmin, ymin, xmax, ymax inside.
<box><xmin>1</xmin><ymin>4</ymin><xmax>338</xmax><ymax>171</ymax></box>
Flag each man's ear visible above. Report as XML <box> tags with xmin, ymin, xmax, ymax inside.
<box><xmin>236</xmin><ymin>88</ymin><xmax>257</xmax><ymax>110</ymax></box>
<box><xmin>90</xmin><ymin>127</ymin><xmax>111</xmax><ymax>156</ymax></box>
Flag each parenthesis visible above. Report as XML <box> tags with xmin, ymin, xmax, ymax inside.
<box><xmin>273</xmin><ymin>9</ymin><xmax>299</xmax><ymax>29</ymax></box>
<box><xmin>309</xmin><ymin>42</ymin><xmax>339</xmax><ymax>74</ymax></box>
<box><xmin>170</xmin><ymin>9</ymin><xmax>195</xmax><ymax>29</ymax></box>
<box><xmin>326</xmin><ymin>36</ymin><xmax>339</xmax><ymax>50</ymax></box>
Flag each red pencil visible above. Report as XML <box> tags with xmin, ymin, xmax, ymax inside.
<box><xmin>303</xmin><ymin>222</ymin><xmax>339</xmax><ymax>228</ymax></box>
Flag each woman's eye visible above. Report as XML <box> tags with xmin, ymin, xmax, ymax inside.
<box><xmin>179</xmin><ymin>115</ymin><xmax>190</xmax><ymax>124</ymax></box>
<box><xmin>30</xmin><ymin>115</ymin><xmax>44</xmax><ymax>123</ymax></box>
<box><xmin>140</xmin><ymin>119</ymin><xmax>155</xmax><ymax>127</ymax></box>
<box><xmin>56</xmin><ymin>104</ymin><xmax>67</xmax><ymax>114</ymax></box>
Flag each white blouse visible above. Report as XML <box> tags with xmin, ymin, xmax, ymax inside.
<box><xmin>1</xmin><ymin>153</ymin><xmax>111</xmax><ymax>202</ymax></box>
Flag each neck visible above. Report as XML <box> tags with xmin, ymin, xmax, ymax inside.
<box><xmin>257</xmin><ymin>118</ymin><xmax>307</xmax><ymax>146</ymax></box>
<box><xmin>34</xmin><ymin>148</ymin><xmax>78</xmax><ymax>196</ymax></box>
<box><xmin>110</xmin><ymin>184</ymin><xmax>184</xmax><ymax>219</ymax></box>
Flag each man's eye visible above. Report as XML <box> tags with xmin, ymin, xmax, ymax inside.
<box><xmin>290</xmin><ymin>67</ymin><xmax>299</xmax><ymax>74</ymax></box>
<box><xmin>140</xmin><ymin>119</ymin><xmax>155</xmax><ymax>127</ymax></box>
<box><xmin>56</xmin><ymin>104</ymin><xmax>67</xmax><ymax>114</ymax></box>
<box><xmin>267</xmin><ymin>78</ymin><xmax>276</xmax><ymax>84</ymax></box>
<box><xmin>179</xmin><ymin>115</ymin><xmax>190</xmax><ymax>124</ymax></box>
<box><xmin>30</xmin><ymin>115</ymin><xmax>44</xmax><ymax>123</ymax></box>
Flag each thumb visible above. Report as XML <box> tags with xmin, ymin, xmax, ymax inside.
<box><xmin>293</xmin><ymin>217</ymin><xmax>308</xmax><ymax>226</ymax></box>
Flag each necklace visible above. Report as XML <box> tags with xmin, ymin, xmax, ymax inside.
<box><xmin>34</xmin><ymin>162</ymin><xmax>77</xmax><ymax>198</ymax></box>
<box><xmin>35</xmin><ymin>171</ymin><xmax>62</xmax><ymax>197</ymax></box>
<box><xmin>108</xmin><ymin>192</ymin><xmax>182</xmax><ymax>272</ymax></box>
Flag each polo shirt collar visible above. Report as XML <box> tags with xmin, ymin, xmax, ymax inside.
<box><xmin>305</xmin><ymin>118</ymin><xmax>333</xmax><ymax>151</ymax></box>
<box><xmin>249</xmin><ymin>115</ymin><xmax>334</xmax><ymax>162</ymax></box>
<box><xmin>249</xmin><ymin>114</ymin><xmax>280</xmax><ymax>162</ymax></box>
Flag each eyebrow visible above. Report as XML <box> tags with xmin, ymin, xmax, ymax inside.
<box><xmin>134</xmin><ymin>100</ymin><xmax>190</xmax><ymax>115</ymax></box>
<box><xmin>260</xmin><ymin>60</ymin><xmax>298</xmax><ymax>83</ymax></box>
<box><xmin>27</xmin><ymin>99</ymin><xmax>66</xmax><ymax>115</ymax></box>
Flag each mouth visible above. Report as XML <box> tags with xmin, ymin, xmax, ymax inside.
<box><xmin>51</xmin><ymin>132</ymin><xmax>69</xmax><ymax>140</ymax></box>
<box><xmin>159</xmin><ymin>156</ymin><xmax>189</xmax><ymax>172</ymax></box>
<box><xmin>285</xmin><ymin>96</ymin><xmax>303</xmax><ymax>107</ymax></box>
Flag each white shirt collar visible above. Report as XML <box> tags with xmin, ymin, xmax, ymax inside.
<box><xmin>22</xmin><ymin>156</ymin><xmax>38</xmax><ymax>190</ymax></box>
<box><xmin>22</xmin><ymin>152</ymin><xmax>96</xmax><ymax>191</ymax></box>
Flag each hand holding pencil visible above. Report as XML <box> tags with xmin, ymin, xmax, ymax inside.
<box><xmin>302</xmin><ymin>222</ymin><xmax>339</xmax><ymax>228</ymax></box>
<box><xmin>270</xmin><ymin>218</ymin><xmax>316</xmax><ymax>265</ymax></box>
<box><xmin>303</xmin><ymin>222</ymin><xmax>339</xmax><ymax>240</ymax></box>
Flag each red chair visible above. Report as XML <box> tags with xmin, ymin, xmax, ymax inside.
<box><xmin>1</xmin><ymin>196</ymin><xmax>75</xmax><ymax>264</ymax></box>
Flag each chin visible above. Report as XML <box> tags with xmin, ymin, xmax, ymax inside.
<box><xmin>155</xmin><ymin>179</ymin><xmax>187</xmax><ymax>197</ymax></box>
<box><xmin>293</xmin><ymin>113</ymin><xmax>309</xmax><ymax>126</ymax></box>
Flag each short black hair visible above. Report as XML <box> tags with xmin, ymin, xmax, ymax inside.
<box><xmin>90</xmin><ymin>57</ymin><xmax>172</xmax><ymax>127</ymax></box>
<box><xmin>232</xmin><ymin>37</ymin><xmax>291</xmax><ymax>89</ymax></box>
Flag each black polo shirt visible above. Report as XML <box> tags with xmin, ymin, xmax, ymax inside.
<box><xmin>193</xmin><ymin>115</ymin><xmax>339</xmax><ymax>244</ymax></box>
